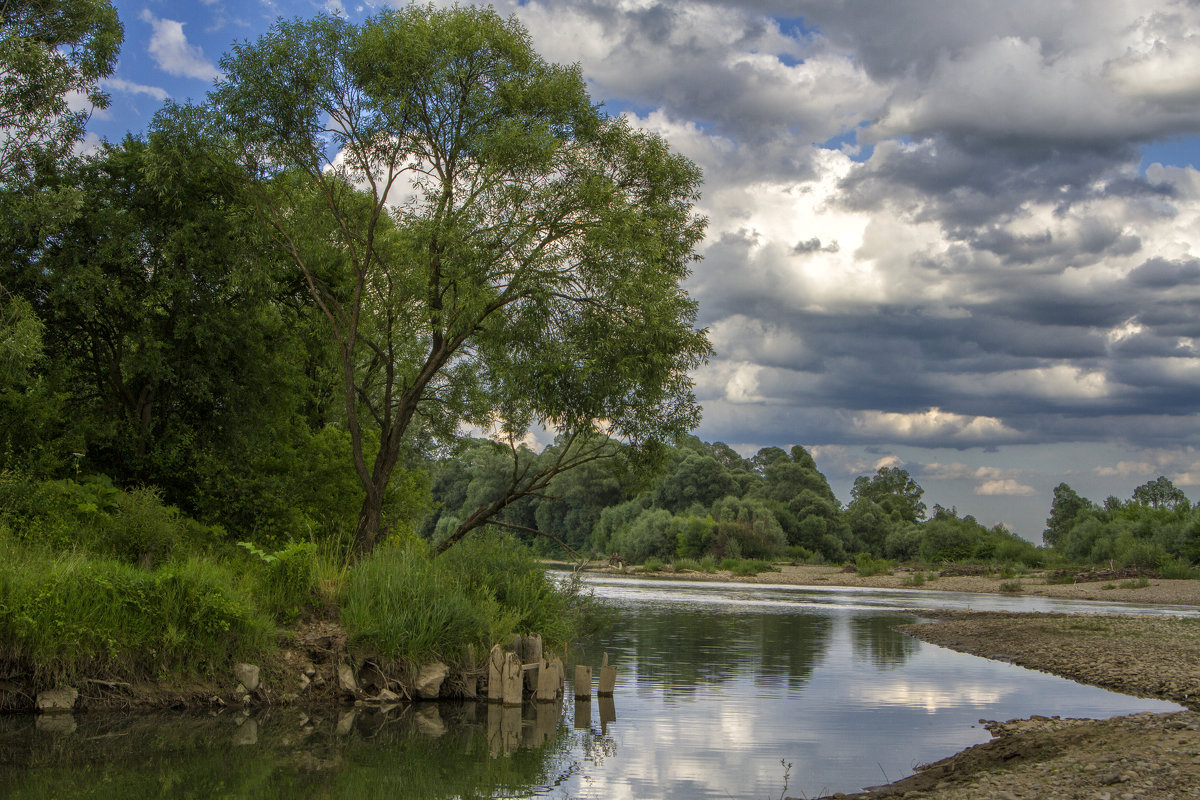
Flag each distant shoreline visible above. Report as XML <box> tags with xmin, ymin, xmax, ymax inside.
<box><xmin>570</xmin><ymin>561</ymin><xmax>1200</xmax><ymax>607</ymax></box>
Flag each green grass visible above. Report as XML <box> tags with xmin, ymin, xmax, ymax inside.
<box><xmin>902</xmin><ymin>571</ymin><xmax>926</xmax><ymax>587</ymax></box>
<box><xmin>0</xmin><ymin>538</ymin><xmax>271</xmax><ymax>681</ymax></box>
<box><xmin>642</xmin><ymin>556</ymin><xmax>665</xmax><ymax>572</ymax></box>
<box><xmin>1119</xmin><ymin>577</ymin><xmax>1151</xmax><ymax>589</ymax></box>
<box><xmin>672</xmin><ymin>557</ymin><xmax>702</xmax><ymax>572</ymax></box>
<box><xmin>999</xmin><ymin>581</ymin><xmax>1023</xmax><ymax>593</ymax></box>
<box><xmin>717</xmin><ymin>558</ymin><xmax>778</xmax><ymax>576</ymax></box>
<box><xmin>341</xmin><ymin>536</ymin><xmax>590</xmax><ymax>667</ymax></box>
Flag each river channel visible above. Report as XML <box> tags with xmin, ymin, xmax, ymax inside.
<box><xmin>0</xmin><ymin>576</ymin><xmax>1189</xmax><ymax>799</ymax></box>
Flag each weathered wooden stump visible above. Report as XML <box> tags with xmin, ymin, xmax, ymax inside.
<box><xmin>598</xmin><ymin>651</ymin><xmax>617</xmax><ymax>696</ymax></box>
<box><xmin>501</xmin><ymin>652</ymin><xmax>523</xmax><ymax>707</ymax></box>
<box><xmin>535</xmin><ymin>657</ymin><xmax>559</xmax><ymax>702</ymax></box>
<box><xmin>523</xmin><ymin>633</ymin><xmax>543</xmax><ymax>692</ymax></box>
<box><xmin>573</xmin><ymin>664</ymin><xmax>592</xmax><ymax>700</ymax></box>
<box><xmin>487</xmin><ymin>644</ymin><xmax>505</xmax><ymax>703</ymax></box>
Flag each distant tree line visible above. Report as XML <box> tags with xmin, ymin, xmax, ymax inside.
<box><xmin>419</xmin><ymin>436</ymin><xmax>1200</xmax><ymax>570</ymax></box>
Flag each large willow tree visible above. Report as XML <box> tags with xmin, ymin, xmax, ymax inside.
<box><xmin>209</xmin><ymin>6</ymin><xmax>710</xmax><ymax>556</ymax></box>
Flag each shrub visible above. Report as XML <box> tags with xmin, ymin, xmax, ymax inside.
<box><xmin>854</xmin><ymin>553</ymin><xmax>893</xmax><ymax>577</ymax></box>
<box><xmin>642</xmin><ymin>556</ymin><xmax>664</xmax><ymax>572</ymax></box>
<box><xmin>1159</xmin><ymin>555</ymin><xmax>1200</xmax><ymax>580</ymax></box>
<box><xmin>672</xmin><ymin>557</ymin><xmax>702</xmax><ymax>572</ymax></box>
<box><xmin>999</xmin><ymin>581</ymin><xmax>1023</xmax><ymax>593</ymax></box>
<box><xmin>902</xmin><ymin>571</ymin><xmax>925</xmax><ymax>587</ymax></box>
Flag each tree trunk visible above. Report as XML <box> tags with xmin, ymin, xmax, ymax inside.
<box><xmin>352</xmin><ymin>491</ymin><xmax>384</xmax><ymax>557</ymax></box>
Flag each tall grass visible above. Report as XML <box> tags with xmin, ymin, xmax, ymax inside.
<box><xmin>0</xmin><ymin>537</ymin><xmax>271</xmax><ymax>681</ymax></box>
<box><xmin>341</xmin><ymin>536</ymin><xmax>587</xmax><ymax>667</ymax></box>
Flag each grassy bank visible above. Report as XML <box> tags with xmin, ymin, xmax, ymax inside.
<box><xmin>0</xmin><ymin>474</ymin><xmax>597</xmax><ymax>702</ymax></box>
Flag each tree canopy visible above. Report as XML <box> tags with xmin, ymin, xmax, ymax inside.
<box><xmin>207</xmin><ymin>6</ymin><xmax>710</xmax><ymax>555</ymax></box>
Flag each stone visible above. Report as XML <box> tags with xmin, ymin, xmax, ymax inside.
<box><xmin>415</xmin><ymin>705</ymin><xmax>447</xmax><ymax>737</ymax></box>
<box><xmin>36</xmin><ymin>687</ymin><xmax>78</xmax><ymax>713</ymax></box>
<box><xmin>375</xmin><ymin>688</ymin><xmax>400</xmax><ymax>703</ymax></box>
<box><xmin>336</xmin><ymin>710</ymin><xmax>358</xmax><ymax>736</ymax></box>
<box><xmin>234</xmin><ymin>662</ymin><xmax>260</xmax><ymax>693</ymax></box>
<box><xmin>298</xmin><ymin>673</ymin><xmax>311</xmax><ymax>691</ymax></box>
<box><xmin>35</xmin><ymin>713</ymin><xmax>77</xmax><ymax>734</ymax></box>
<box><xmin>337</xmin><ymin>662</ymin><xmax>359</xmax><ymax>694</ymax></box>
<box><xmin>415</xmin><ymin>662</ymin><xmax>449</xmax><ymax>700</ymax></box>
<box><xmin>232</xmin><ymin>717</ymin><xmax>258</xmax><ymax>746</ymax></box>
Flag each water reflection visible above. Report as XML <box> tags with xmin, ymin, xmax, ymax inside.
<box><xmin>0</xmin><ymin>703</ymin><xmax>571</xmax><ymax>800</ymax></box>
<box><xmin>0</xmin><ymin>578</ymin><xmax>1190</xmax><ymax>800</ymax></box>
<box><xmin>849</xmin><ymin>613</ymin><xmax>920</xmax><ymax>669</ymax></box>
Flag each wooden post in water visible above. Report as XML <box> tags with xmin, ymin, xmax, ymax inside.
<box><xmin>486</xmin><ymin>644</ymin><xmax>505</xmax><ymax>703</ymax></box>
<box><xmin>535</xmin><ymin>657</ymin><xmax>559</xmax><ymax>702</ymax></box>
<box><xmin>523</xmin><ymin>633</ymin><xmax>542</xmax><ymax>692</ymax></box>
<box><xmin>573</xmin><ymin>664</ymin><xmax>592</xmax><ymax>700</ymax></box>
<box><xmin>597</xmin><ymin>651</ymin><xmax>617</xmax><ymax>697</ymax></box>
<box><xmin>502</xmin><ymin>652</ymin><xmax>523</xmax><ymax>707</ymax></box>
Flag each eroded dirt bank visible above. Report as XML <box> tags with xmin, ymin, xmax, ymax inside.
<box><xmin>809</xmin><ymin>611</ymin><xmax>1200</xmax><ymax>800</ymax></box>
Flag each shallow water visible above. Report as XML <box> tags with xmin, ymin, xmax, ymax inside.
<box><xmin>0</xmin><ymin>577</ymin><xmax>1186</xmax><ymax>799</ymax></box>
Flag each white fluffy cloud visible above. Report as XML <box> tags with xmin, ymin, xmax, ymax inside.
<box><xmin>140</xmin><ymin>11</ymin><xmax>223</xmax><ymax>82</ymax></box>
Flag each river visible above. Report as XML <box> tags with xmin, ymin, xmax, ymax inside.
<box><xmin>0</xmin><ymin>576</ymin><xmax>1188</xmax><ymax>799</ymax></box>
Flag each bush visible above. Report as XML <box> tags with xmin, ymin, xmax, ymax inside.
<box><xmin>642</xmin><ymin>556</ymin><xmax>665</xmax><ymax>572</ymax></box>
<box><xmin>1160</xmin><ymin>556</ymin><xmax>1200</xmax><ymax>580</ymax></box>
<box><xmin>855</xmin><ymin>553</ymin><xmax>893</xmax><ymax>577</ymax></box>
<box><xmin>672</xmin><ymin>557</ymin><xmax>702</xmax><ymax>572</ymax></box>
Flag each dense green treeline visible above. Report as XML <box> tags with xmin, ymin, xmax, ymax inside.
<box><xmin>421</xmin><ymin>435</ymin><xmax>1200</xmax><ymax>575</ymax></box>
<box><xmin>419</xmin><ymin>435</ymin><xmax>1045</xmax><ymax>568</ymax></box>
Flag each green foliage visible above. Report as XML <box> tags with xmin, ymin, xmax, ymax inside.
<box><xmin>342</xmin><ymin>536</ymin><xmax>586</xmax><ymax>666</ymax></box>
<box><xmin>211</xmin><ymin>5</ymin><xmax>711</xmax><ymax>555</ymax></box>
<box><xmin>0</xmin><ymin>472</ymin><xmax>223</xmax><ymax>564</ymax></box>
<box><xmin>1159</xmin><ymin>555</ymin><xmax>1200</xmax><ymax>580</ymax></box>
<box><xmin>672</xmin><ymin>557</ymin><xmax>703</xmax><ymax>572</ymax></box>
<box><xmin>0</xmin><ymin>0</ymin><xmax>123</xmax><ymax>185</ymax></box>
<box><xmin>0</xmin><ymin>542</ymin><xmax>271</xmax><ymax>681</ymax></box>
<box><xmin>854</xmin><ymin>553</ymin><xmax>893</xmax><ymax>577</ymax></box>
<box><xmin>999</xmin><ymin>581</ymin><xmax>1023</xmax><ymax>593</ymax></box>
<box><xmin>902</xmin><ymin>571</ymin><xmax>926</xmax><ymax>587</ymax></box>
<box><xmin>1119</xmin><ymin>577</ymin><xmax>1151</xmax><ymax>589</ymax></box>
<box><xmin>240</xmin><ymin>540</ymin><xmax>319</xmax><ymax>623</ymax></box>
<box><xmin>718</xmin><ymin>558</ymin><xmax>777</xmax><ymax>576</ymax></box>
<box><xmin>642</xmin><ymin>556</ymin><xmax>665</xmax><ymax>572</ymax></box>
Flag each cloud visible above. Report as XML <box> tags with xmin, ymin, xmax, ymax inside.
<box><xmin>975</xmin><ymin>479</ymin><xmax>1037</xmax><ymax>496</ymax></box>
<box><xmin>139</xmin><ymin>10</ymin><xmax>223</xmax><ymax>82</ymax></box>
<box><xmin>101</xmin><ymin>78</ymin><xmax>170</xmax><ymax>102</ymax></box>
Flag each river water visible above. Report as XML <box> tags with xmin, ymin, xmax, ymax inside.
<box><xmin>0</xmin><ymin>576</ymin><xmax>1189</xmax><ymax>799</ymax></box>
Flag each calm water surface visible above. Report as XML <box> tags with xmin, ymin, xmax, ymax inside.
<box><xmin>0</xmin><ymin>577</ymin><xmax>1189</xmax><ymax>799</ymax></box>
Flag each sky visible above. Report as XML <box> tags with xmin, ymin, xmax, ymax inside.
<box><xmin>85</xmin><ymin>0</ymin><xmax>1200</xmax><ymax>542</ymax></box>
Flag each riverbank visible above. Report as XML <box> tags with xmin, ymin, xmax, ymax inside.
<box><xmin>807</xmin><ymin>611</ymin><xmax>1200</xmax><ymax>800</ymax></box>
<box><xmin>590</xmin><ymin>561</ymin><xmax>1200</xmax><ymax>606</ymax></box>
